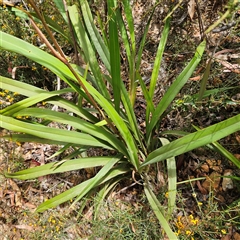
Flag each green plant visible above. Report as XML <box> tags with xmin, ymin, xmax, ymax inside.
<box><xmin>0</xmin><ymin>0</ymin><xmax>240</xmax><ymax>238</ymax></box>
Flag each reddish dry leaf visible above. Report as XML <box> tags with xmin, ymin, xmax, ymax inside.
<box><xmin>189</xmin><ymin>75</ymin><xmax>201</xmax><ymax>81</ymax></box>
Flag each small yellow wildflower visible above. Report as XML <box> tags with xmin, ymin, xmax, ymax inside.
<box><xmin>186</xmin><ymin>230</ymin><xmax>192</xmax><ymax>236</ymax></box>
<box><xmin>13</xmin><ymin>92</ymin><xmax>19</xmax><ymax>96</ymax></box>
<box><xmin>165</xmin><ymin>192</ymin><xmax>169</xmax><ymax>198</ymax></box>
<box><xmin>4</xmin><ymin>89</ymin><xmax>9</xmax><ymax>93</ymax></box>
<box><xmin>221</xmin><ymin>229</ymin><xmax>227</xmax><ymax>234</ymax></box>
<box><xmin>191</xmin><ymin>219</ymin><xmax>198</xmax><ymax>225</ymax></box>
<box><xmin>32</xmin><ymin>66</ymin><xmax>37</xmax><ymax>71</ymax></box>
<box><xmin>9</xmin><ymin>97</ymin><xmax>14</xmax><ymax>103</ymax></box>
<box><xmin>197</xmin><ymin>202</ymin><xmax>203</xmax><ymax>206</ymax></box>
<box><xmin>175</xmin><ymin>229</ymin><xmax>181</xmax><ymax>236</ymax></box>
<box><xmin>176</xmin><ymin>220</ymin><xmax>184</xmax><ymax>229</ymax></box>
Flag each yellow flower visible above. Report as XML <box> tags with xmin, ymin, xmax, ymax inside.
<box><xmin>9</xmin><ymin>97</ymin><xmax>14</xmax><ymax>103</ymax></box>
<box><xmin>197</xmin><ymin>202</ymin><xmax>203</xmax><ymax>206</ymax></box>
<box><xmin>176</xmin><ymin>221</ymin><xmax>184</xmax><ymax>229</ymax></box>
<box><xmin>221</xmin><ymin>229</ymin><xmax>227</xmax><ymax>234</ymax></box>
<box><xmin>175</xmin><ymin>229</ymin><xmax>181</xmax><ymax>236</ymax></box>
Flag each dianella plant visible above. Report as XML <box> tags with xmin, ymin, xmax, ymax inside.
<box><xmin>0</xmin><ymin>0</ymin><xmax>240</xmax><ymax>238</ymax></box>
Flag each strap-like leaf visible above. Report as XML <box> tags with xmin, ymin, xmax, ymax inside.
<box><xmin>146</xmin><ymin>41</ymin><xmax>206</xmax><ymax>143</ymax></box>
<box><xmin>143</xmin><ymin>113</ymin><xmax>240</xmax><ymax>167</ymax></box>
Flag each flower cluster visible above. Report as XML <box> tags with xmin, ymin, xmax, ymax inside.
<box><xmin>175</xmin><ymin>214</ymin><xmax>199</xmax><ymax>239</ymax></box>
<box><xmin>0</xmin><ymin>89</ymin><xmax>19</xmax><ymax>106</ymax></box>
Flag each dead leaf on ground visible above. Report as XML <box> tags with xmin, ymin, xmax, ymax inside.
<box><xmin>188</xmin><ymin>0</ymin><xmax>196</xmax><ymax>20</ymax></box>
<box><xmin>202</xmin><ymin>171</ymin><xmax>221</xmax><ymax>192</ymax></box>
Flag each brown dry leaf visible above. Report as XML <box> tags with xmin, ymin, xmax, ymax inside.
<box><xmin>234</xmin><ymin>232</ymin><xmax>240</xmax><ymax>240</ymax></box>
<box><xmin>201</xmin><ymin>163</ymin><xmax>209</xmax><ymax>173</ymax></box>
<box><xmin>7</xmin><ymin>179</ymin><xmax>22</xmax><ymax>207</ymax></box>
<box><xmin>188</xmin><ymin>0</ymin><xmax>196</xmax><ymax>20</ymax></box>
<box><xmin>14</xmin><ymin>224</ymin><xmax>35</xmax><ymax>231</ymax></box>
<box><xmin>23</xmin><ymin>202</ymin><xmax>37</xmax><ymax>212</ymax></box>
<box><xmin>197</xmin><ymin>180</ymin><xmax>208</xmax><ymax>195</ymax></box>
<box><xmin>202</xmin><ymin>171</ymin><xmax>221</xmax><ymax>192</ymax></box>
<box><xmin>130</xmin><ymin>222</ymin><xmax>136</xmax><ymax>233</ymax></box>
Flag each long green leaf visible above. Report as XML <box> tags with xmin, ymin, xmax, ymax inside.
<box><xmin>142</xmin><ymin>114</ymin><xmax>240</xmax><ymax>167</ymax></box>
<box><xmin>53</xmin><ymin>0</ymin><xmax>68</xmax><ymax>23</ymax></box>
<box><xmin>2</xmin><ymin>133</ymin><xmax>77</xmax><ymax>146</ymax></box>
<box><xmin>36</xmin><ymin>161</ymin><xmax>129</xmax><ymax>212</ymax></box>
<box><xmin>146</xmin><ymin>41</ymin><xmax>206</xmax><ymax>143</ymax></box>
<box><xmin>0</xmin><ymin>76</ymin><xmax>98</xmax><ymax>122</ymax></box>
<box><xmin>107</xmin><ymin>0</ymin><xmax>121</xmax><ymax>112</ymax></box>
<box><xmin>144</xmin><ymin>183</ymin><xmax>178</xmax><ymax>239</ymax></box>
<box><xmin>15</xmin><ymin>108</ymin><xmax>128</xmax><ymax>155</ymax></box>
<box><xmin>0</xmin><ymin>115</ymin><xmax>112</xmax><ymax>149</ymax></box>
<box><xmin>80</xmin><ymin>0</ymin><xmax>110</xmax><ymax>71</ymax></box>
<box><xmin>0</xmin><ymin>32</ymin><xmax>74</xmax><ymax>82</ymax></box>
<box><xmin>146</xmin><ymin>18</ymin><xmax>170</xmax><ymax>123</ymax></box>
<box><xmin>159</xmin><ymin>138</ymin><xmax>176</xmax><ymax>218</ymax></box>
<box><xmin>69</xmin><ymin>5</ymin><xmax>109</xmax><ymax>98</ymax></box>
<box><xmin>5</xmin><ymin>156</ymin><xmax>121</xmax><ymax>180</ymax></box>
<box><xmin>0</xmin><ymin>89</ymin><xmax>68</xmax><ymax>116</ymax></box>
